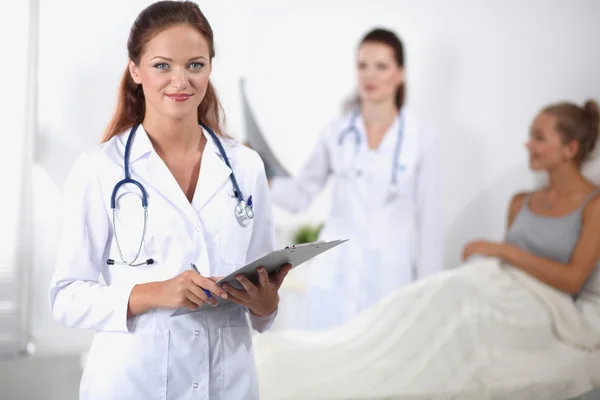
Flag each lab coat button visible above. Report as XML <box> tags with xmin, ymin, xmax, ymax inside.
<box><xmin>194</xmin><ymin>330</ymin><xmax>200</xmax><ymax>336</ymax></box>
<box><xmin>193</xmin><ymin>383</ymin><xmax>199</xmax><ymax>389</ymax></box>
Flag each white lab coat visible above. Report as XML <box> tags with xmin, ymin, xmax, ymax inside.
<box><xmin>270</xmin><ymin>107</ymin><xmax>444</xmax><ymax>330</ymax></box>
<box><xmin>48</xmin><ymin>125</ymin><xmax>276</xmax><ymax>400</ymax></box>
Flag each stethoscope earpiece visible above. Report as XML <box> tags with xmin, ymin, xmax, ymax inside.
<box><xmin>106</xmin><ymin>258</ymin><xmax>154</xmax><ymax>267</ymax></box>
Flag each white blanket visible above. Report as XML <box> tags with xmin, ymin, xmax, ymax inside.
<box><xmin>253</xmin><ymin>258</ymin><xmax>600</xmax><ymax>399</ymax></box>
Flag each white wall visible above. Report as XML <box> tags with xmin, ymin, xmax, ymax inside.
<box><xmin>30</xmin><ymin>0</ymin><xmax>600</xmax><ymax>354</ymax></box>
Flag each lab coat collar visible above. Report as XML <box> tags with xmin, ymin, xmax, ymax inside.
<box><xmin>121</xmin><ymin>123</ymin><xmax>233</xmax><ymax>218</ymax></box>
<box><xmin>397</xmin><ymin>107</ymin><xmax>419</xmax><ymax>168</ymax></box>
<box><xmin>351</xmin><ymin>109</ymin><xmax>403</xmax><ymax>153</ymax></box>
<box><xmin>120</xmin><ymin>124</ymin><xmax>153</xmax><ymax>164</ymax></box>
<box><xmin>345</xmin><ymin>106</ymin><xmax>421</xmax><ymax>172</ymax></box>
<box><xmin>192</xmin><ymin>128</ymin><xmax>233</xmax><ymax>211</ymax></box>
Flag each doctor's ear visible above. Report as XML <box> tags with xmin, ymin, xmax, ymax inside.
<box><xmin>396</xmin><ymin>67</ymin><xmax>405</xmax><ymax>85</ymax></box>
<box><xmin>128</xmin><ymin>59</ymin><xmax>142</xmax><ymax>85</ymax></box>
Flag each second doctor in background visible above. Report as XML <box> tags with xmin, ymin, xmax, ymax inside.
<box><xmin>270</xmin><ymin>28</ymin><xmax>444</xmax><ymax>330</ymax></box>
<box><xmin>49</xmin><ymin>1</ymin><xmax>290</xmax><ymax>399</ymax></box>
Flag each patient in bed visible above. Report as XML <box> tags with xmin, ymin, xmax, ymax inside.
<box><xmin>253</xmin><ymin>100</ymin><xmax>600</xmax><ymax>399</ymax></box>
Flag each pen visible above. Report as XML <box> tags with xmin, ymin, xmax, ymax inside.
<box><xmin>190</xmin><ymin>263</ymin><xmax>212</xmax><ymax>299</ymax></box>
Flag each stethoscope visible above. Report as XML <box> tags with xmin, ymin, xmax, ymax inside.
<box><xmin>337</xmin><ymin>108</ymin><xmax>405</xmax><ymax>202</ymax></box>
<box><xmin>106</xmin><ymin>123</ymin><xmax>254</xmax><ymax>267</ymax></box>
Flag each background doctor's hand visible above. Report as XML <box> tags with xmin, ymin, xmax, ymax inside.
<box><xmin>221</xmin><ymin>264</ymin><xmax>292</xmax><ymax>317</ymax></box>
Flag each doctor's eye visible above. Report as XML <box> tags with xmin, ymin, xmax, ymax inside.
<box><xmin>375</xmin><ymin>62</ymin><xmax>390</xmax><ymax>71</ymax></box>
<box><xmin>357</xmin><ymin>62</ymin><xmax>368</xmax><ymax>70</ymax></box>
<box><xmin>153</xmin><ymin>63</ymin><xmax>169</xmax><ymax>70</ymax></box>
<box><xmin>188</xmin><ymin>62</ymin><xmax>205</xmax><ymax>70</ymax></box>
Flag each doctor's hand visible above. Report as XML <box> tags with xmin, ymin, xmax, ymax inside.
<box><xmin>156</xmin><ymin>271</ymin><xmax>228</xmax><ymax>310</ymax></box>
<box><xmin>221</xmin><ymin>264</ymin><xmax>292</xmax><ymax>317</ymax></box>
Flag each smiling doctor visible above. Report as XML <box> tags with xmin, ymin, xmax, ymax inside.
<box><xmin>270</xmin><ymin>28</ymin><xmax>445</xmax><ymax>330</ymax></box>
<box><xmin>48</xmin><ymin>2</ymin><xmax>291</xmax><ymax>399</ymax></box>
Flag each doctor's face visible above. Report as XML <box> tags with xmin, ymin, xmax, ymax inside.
<box><xmin>526</xmin><ymin>112</ymin><xmax>578</xmax><ymax>171</ymax></box>
<box><xmin>128</xmin><ymin>24</ymin><xmax>211</xmax><ymax>121</ymax></box>
<box><xmin>356</xmin><ymin>42</ymin><xmax>404</xmax><ymax>106</ymax></box>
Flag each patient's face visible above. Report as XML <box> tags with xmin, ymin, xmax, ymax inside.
<box><xmin>526</xmin><ymin>112</ymin><xmax>576</xmax><ymax>170</ymax></box>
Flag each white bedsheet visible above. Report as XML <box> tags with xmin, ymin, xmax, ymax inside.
<box><xmin>253</xmin><ymin>257</ymin><xmax>600</xmax><ymax>399</ymax></box>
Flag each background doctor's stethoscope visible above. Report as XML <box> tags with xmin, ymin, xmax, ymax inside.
<box><xmin>107</xmin><ymin>123</ymin><xmax>255</xmax><ymax>268</ymax></box>
<box><xmin>336</xmin><ymin>107</ymin><xmax>407</xmax><ymax>204</ymax></box>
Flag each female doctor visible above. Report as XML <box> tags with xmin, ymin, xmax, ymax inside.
<box><xmin>48</xmin><ymin>2</ymin><xmax>290</xmax><ymax>399</ymax></box>
<box><xmin>270</xmin><ymin>28</ymin><xmax>444</xmax><ymax>330</ymax></box>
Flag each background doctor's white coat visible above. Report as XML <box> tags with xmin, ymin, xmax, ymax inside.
<box><xmin>2</xmin><ymin>0</ymin><xmax>600</xmax><ymax>399</ymax></box>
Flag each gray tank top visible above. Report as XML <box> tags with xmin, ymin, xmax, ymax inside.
<box><xmin>506</xmin><ymin>189</ymin><xmax>600</xmax><ymax>294</ymax></box>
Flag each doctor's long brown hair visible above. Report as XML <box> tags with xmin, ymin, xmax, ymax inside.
<box><xmin>101</xmin><ymin>1</ymin><xmax>226</xmax><ymax>142</ymax></box>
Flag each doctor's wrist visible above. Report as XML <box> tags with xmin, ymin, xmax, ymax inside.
<box><xmin>249</xmin><ymin>306</ymin><xmax>277</xmax><ymax>318</ymax></box>
<box><xmin>248</xmin><ymin>298</ymin><xmax>279</xmax><ymax>317</ymax></box>
<box><xmin>128</xmin><ymin>282</ymin><xmax>161</xmax><ymax>317</ymax></box>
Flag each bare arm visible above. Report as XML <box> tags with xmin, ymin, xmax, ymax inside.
<box><xmin>500</xmin><ymin>195</ymin><xmax>600</xmax><ymax>294</ymax></box>
<box><xmin>505</xmin><ymin>192</ymin><xmax>527</xmax><ymax>233</ymax></box>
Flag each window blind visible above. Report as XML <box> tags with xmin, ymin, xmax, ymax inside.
<box><xmin>0</xmin><ymin>0</ymin><xmax>37</xmax><ymax>360</ymax></box>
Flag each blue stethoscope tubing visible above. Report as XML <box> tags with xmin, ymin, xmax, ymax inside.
<box><xmin>337</xmin><ymin>108</ymin><xmax>405</xmax><ymax>188</ymax></box>
<box><xmin>107</xmin><ymin>123</ymin><xmax>253</xmax><ymax>267</ymax></box>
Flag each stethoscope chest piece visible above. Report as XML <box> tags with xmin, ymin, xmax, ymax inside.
<box><xmin>385</xmin><ymin>184</ymin><xmax>400</xmax><ymax>203</ymax></box>
<box><xmin>234</xmin><ymin>195</ymin><xmax>254</xmax><ymax>227</ymax></box>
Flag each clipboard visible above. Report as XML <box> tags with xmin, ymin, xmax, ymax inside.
<box><xmin>170</xmin><ymin>239</ymin><xmax>348</xmax><ymax>317</ymax></box>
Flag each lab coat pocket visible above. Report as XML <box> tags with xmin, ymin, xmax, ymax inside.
<box><xmin>219</xmin><ymin>325</ymin><xmax>258</xmax><ymax>399</ymax></box>
<box><xmin>329</xmin><ymin>174</ymin><xmax>358</xmax><ymax>222</ymax></box>
<box><xmin>81</xmin><ymin>330</ymin><xmax>169</xmax><ymax>400</ymax></box>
